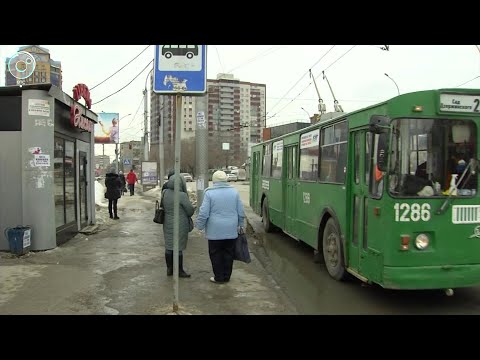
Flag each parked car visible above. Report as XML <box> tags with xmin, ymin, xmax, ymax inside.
<box><xmin>230</xmin><ymin>168</ymin><xmax>246</xmax><ymax>181</ymax></box>
<box><xmin>180</xmin><ymin>173</ymin><xmax>193</xmax><ymax>182</ymax></box>
<box><xmin>226</xmin><ymin>173</ymin><xmax>238</xmax><ymax>182</ymax></box>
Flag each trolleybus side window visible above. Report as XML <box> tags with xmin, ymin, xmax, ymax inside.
<box><xmin>263</xmin><ymin>143</ymin><xmax>272</xmax><ymax>177</ymax></box>
<box><xmin>299</xmin><ymin>129</ymin><xmax>319</xmax><ymax>181</ymax></box>
<box><xmin>319</xmin><ymin>120</ymin><xmax>348</xmax><ymax>183</ymax></box>
<box><xmin>272</xmin><ymin>140</ymin><xmax>283</xmax><ymax>178</ymax></box>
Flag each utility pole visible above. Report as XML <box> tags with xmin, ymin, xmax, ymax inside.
<box><xmin>143</xmin><ymin>68</ymin><xmax>153</xmax><ymax>162</ymax></box>
<box><xmin>143</xmin><ymin>87</ymin><xmax>149</xmax><ymax>161</ymax></box>
<box><xmin>195</xmin><ymin>95</ymin><xmax>208</xmax><ymax>208</ymax></box>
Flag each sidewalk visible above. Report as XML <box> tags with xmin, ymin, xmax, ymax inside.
<box><xmin>0</xmin><ymin>186</ymin><xmax>297</xmax><ymax>315</ymax></box>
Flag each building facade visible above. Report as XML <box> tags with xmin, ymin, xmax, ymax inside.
<box><xmin>149</xmin><ymin>73</ymin><xmax>266</xmax><ymax>169</ymax></box>
<box><xmin>5</xmin><ymin>45</ymin><xmax>62</xmax><ymax>88</ymax></box>
<box><xmin>94</xmin><ymin>155</ymin><xmax>111</xmax><ymax>176</ymax></box>
<box><xmin>119</xmin><ymin>140</ymin><xmax>143</xmax><ymax>172</ymax></box>
<box><xmin>0</xmin><ymin>84</ymin><xmax>96</xmax><ymax>251</ymax></box>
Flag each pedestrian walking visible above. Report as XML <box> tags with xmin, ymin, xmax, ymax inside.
<box><xmin>162</xmin><ymin>174</ymin><xmax>195</xmax><ymax>278</ymax></box>
<box><xmin>126</xmin><ymin>169</ymin><xmax>138</xmax><ymax>196</ymax></box>
<box><xmin>195</xmin><ymin>170</ymin><xmax>245</xmax><ymax>284</ymax></box>
<box><xmin>105</xmin><ymin>170</ymin><xmax>123</xmax><ymax>220</ymax></box>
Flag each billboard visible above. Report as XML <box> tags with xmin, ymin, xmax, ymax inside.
<box><xmin>141</xmin><ymin>161</ymin><xmax>158</xmax><ymax>185</ymax></box>
<box><xmin>95</xmin><ymin>112</ymin><xmax>119</xmax><ymax>144</ymax></box>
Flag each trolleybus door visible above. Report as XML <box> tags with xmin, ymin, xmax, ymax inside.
<box><xmin>284</xmin><ymin>145</ymin><xmax>298</xmax><ymax>234</ymax></box>
<box><xmin>251</xmin><ymin>151</ymin><xmax>260</xmax><ymax>213</ymax></box>
<box><xmin>349</xmin><ymin>130</ymin><xmax>368</xmax><ymax>272</ymax></box>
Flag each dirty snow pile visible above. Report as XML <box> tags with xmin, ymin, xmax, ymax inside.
<box><xmin>95</xmin><ymin>180</ymin><xmax>108</xmax><ymax>207</ymax></box>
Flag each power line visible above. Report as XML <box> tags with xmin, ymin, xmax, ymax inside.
<box><xmin>92</xmin><ymin>59</ymin><xmax>153</xmax><ymax>106</ymax></box>
<box><xmin>455</xmin><ymin>75</ymin><xmax>480</xmax><ymax>87</ymax></box>
<box><xmin>90</xmin><ymin>45</ymin><xmax>151</xmax><ymax>91</ymax></box>
<box><xmin>215</xmin><ymin>46</ymin><xmax>226</xmax><ymax>74</ymax></box>
<box><xmin>271</xmin><ymin>45</ymin><xmax>357</xmax><ymax>118</ymax></box>
<box><xmin>226</xmin><ymin>46</ymin><xmax>283</xmax><ymax>73</ymax></box>
<box><xmin>122</xmin><ymin>97</ymin><xmax>145</xmax><ymax>133</ymax></box>
<box><xmin>266</xmin><ymin>96</ymin><xmax>382</xmax><ymax>102</ymax></box>
<box><xmin>267</xmin><ymin>45</ymin><xmax>337</xmax><ymax>116</ymax></box>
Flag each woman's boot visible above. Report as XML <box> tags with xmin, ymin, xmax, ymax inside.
<box><xmin>165</xmin><ymin>252</ymin><xmax>173</xmax><ymax>276</ymax></box>
<box><xmin>179</xmin><ymin>253</ymin><xmax>191</xmax><ymax>278</ymax></box>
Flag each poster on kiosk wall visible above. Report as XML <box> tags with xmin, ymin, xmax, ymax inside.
<box><xmin>95</xmin><ymin>112</ymin><xmax>120</xmax><ymax>144</ymax></box>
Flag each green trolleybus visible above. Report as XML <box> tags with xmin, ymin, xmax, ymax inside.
<box><xmin>250</xmin><ymin>88</ymin><xmax>480</xmax><ymax>292</ymax></box>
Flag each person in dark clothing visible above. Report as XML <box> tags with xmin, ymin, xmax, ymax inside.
<box><xmin>162</xmin><ymin>174</ymin><xmax>195</xmax><ymax>277</ymax></box>
<box><xmin>118</xmin><ymin>171</ymin><xmax>127</xmax><ymax>196</ymax></box>
<box><xmin>105</xmin><ymin>171</ymin><xmax>123</xmax><ymax>219</ymax></box>
<box><xmin>161</xmin><ymin>169</ymin><xmax>175</xmax><ymax>191</ymax></box>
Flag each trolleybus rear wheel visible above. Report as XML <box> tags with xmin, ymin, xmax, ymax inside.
<box><xmin>323</xmin><ymin>218</ymin><xmax>346</xmax><ymax>281</ymax></box>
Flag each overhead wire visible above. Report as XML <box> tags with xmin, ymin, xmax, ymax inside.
<box><xmin>271</xmin><ymin>45</ymin><xmax>357</xmax><ymax>118</ymax></box>
<box><xmin>267</xmin><ymin>45</ymin><xmax>337</xmax><ymax>116</ymax></box>
<box><xmin>121</xmin><ymin>96</ymin><xmax>145</xmax><ymax>135</ymax></box>
<box><xmin>455</xmin><ymin>75</ymin><xmax>480</xmax><ymax>87</ymax></box>
<box><xmin>92</xmin><ymin>59</ymin><xmax>153</xmax><ymax>106</ymax></box>
<box><xmin>90</xmin><ymin>45</ymin><xmax>151</xmax><ymax>91</ymax></box>
<box><xmin>215</xmin><ymin>46</ymin><xmax>226</xmax><ymax>74</ymax></box>
<box><xmin>226</xmin><ymin>46</ymin><xmax>283</xmax><ymax>73</ymax></box>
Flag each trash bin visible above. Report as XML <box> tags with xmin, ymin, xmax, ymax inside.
<box><xmin>4</xmin><ymin>226</ymin><xmax>31</xmax><ymax>256</ymax></box>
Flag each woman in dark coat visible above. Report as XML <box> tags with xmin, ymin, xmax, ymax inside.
<box><xmin>162</xmin><ymin>174</ymin><xmax>195</xmax><ymax>277</ymax></box>
<box><xmin>105</xmin><ymin>171</ymin><xmax>122</xmax><ymax>219</ymax></box>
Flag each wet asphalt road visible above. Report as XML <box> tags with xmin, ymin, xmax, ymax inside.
<box><xmin>222</xmin><ymin>182</ymin><xmax>480</xmax><ymax>314</ymax></box>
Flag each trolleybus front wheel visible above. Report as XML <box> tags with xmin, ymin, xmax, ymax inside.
<box><xmin>262</xmin><ymin>198</ymin><xmax>274</xmax><ymax>233</ymax></box>
<box><xmin>323</xmin><ymin>218</ymin><xmax>347</xmax><ymax>281</ymax></box>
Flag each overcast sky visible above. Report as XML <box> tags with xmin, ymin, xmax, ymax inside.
<box><xmin>2</xmin><ymin>45</ymin><xmax>480</xmax><ymax>158</ymax></box>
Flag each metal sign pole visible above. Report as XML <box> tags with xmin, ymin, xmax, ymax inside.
<box><xmin>173</xmin><ymin>93</ymin><xmax>182</xmax><ymax>312</ymax></box>
<box><xmin>195</xmin><ymin>95</ymin><xmax>208</xmax><ymax>208</ymax></box>
<box><xmin>152</xmin><ymin>45</ymin><xmax>207</xmax><ymax>313</ymax></box>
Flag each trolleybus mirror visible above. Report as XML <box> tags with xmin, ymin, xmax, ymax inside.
<box><xmin>377</xmin><ymin>132</ymin><xmax>388</xmax><ymax>172</ymax></box>
<box><xmin>369</xmin><ymin>115</ymin><xmax>390</xmax><ymax>133</ymax></box>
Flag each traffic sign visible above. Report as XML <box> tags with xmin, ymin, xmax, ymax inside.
<box><xmin>153</xmin><ymin>45</ymin><xmax>207</xmax><ymax>94</ymax></box>
<box><xmin>123</xmin><ymin>159</ymin><xmax>131</xmax><ymax>165</ymax></box>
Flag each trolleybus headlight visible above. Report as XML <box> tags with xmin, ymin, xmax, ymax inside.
<box><xmin>415</xmin><ymin>234</ymin><xmax>429</xmax><ymax>250</ymax></box>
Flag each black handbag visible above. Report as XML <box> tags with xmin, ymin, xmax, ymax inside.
<box><xmin>234</xmin><ymin>227</ymin><xmax>251</xmax><ymax>263</ymax></box>
<box><xmin>153</xmin><ymin>190</ymin><xmax>166</xmax><ymax>224</ymax></box>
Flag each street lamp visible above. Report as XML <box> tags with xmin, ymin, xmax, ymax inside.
<box><xmin>301</xmin><ymin>107</ymin><xmax>311</xmax><ymax>121</ymax></box>
<box><xmin>384</xmin><ymin>73</ymin><xmax>400</xmax><ymax>95</ymax></box>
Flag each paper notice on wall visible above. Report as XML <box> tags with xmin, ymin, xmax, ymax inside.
<box><xmin>28</xmin><ymin>99</ymin><xmax>50</xmax><ymax>117</ymax></box>
<box><xmin>34</xmin><ymin>154</ymin><xmax>50</xmax><ymax>167</ymax></box>
<box><xmin>196</xmin><ymin>179</ymin><xmax>204</xmax><ymax>191</ymax></box>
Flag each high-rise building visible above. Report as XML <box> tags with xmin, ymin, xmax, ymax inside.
<box><xmin>149</xmin><ymin>73</ymin><xmax>266</xmax><ymax>168</ymax></box>
<box><xmin>5</xmin><ymin>45</ymin><xmax>62</xmax><ymax>88</ymax></box>
<box><xmin>207</xmin><ymin>73</ymin><xmax>265</xmax><ymax>166</ymax></box>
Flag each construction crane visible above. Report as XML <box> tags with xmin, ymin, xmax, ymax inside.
<box><xmin>322</xmin><ymin>71</ymin><xmax>344</xmax><ymax>113</ymax></box>
<box><xmin>309</xmin><ymin>69</ymin><xmax>326</xmax><ymax>115</ymax></box>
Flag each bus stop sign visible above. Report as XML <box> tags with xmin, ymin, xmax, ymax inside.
<box><xmin>153</xmin><ymin>45</ymin><xmax>207</xmax><ymax>94</ymax></box>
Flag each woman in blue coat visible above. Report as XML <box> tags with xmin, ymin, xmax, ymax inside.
<box><xmin>196</xmin><ymin>170</ymin><xmax>245</xmax><ymax>283</ymax></box>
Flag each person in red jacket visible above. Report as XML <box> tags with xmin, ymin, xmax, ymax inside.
<box><xmin>126</xmin><ymin>169</ymin><xmax>138</xmax><ymax>196</ymax></box>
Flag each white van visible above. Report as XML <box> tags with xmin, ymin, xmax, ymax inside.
<box><xmin>230</xmin><ymin>168</ymin><xmax>246</xmax><ymax>181</ymax></box>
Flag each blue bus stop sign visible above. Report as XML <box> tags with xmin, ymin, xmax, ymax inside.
<box><xmin>153</xmin><ymin>45</ymin><xmax>207</xmax><ymax>94</ymax></box>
